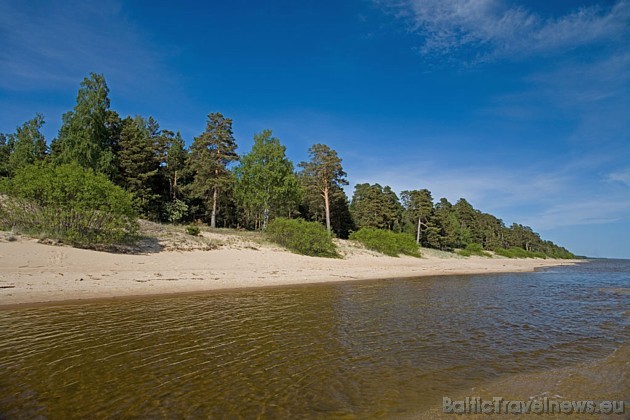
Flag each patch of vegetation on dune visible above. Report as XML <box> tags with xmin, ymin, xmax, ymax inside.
<box><xmin>0</xmin><ymin>163</ymin><xmax>137</xmax><ymax>246</ymax></box>
<box><xmin>265</xmin><ymin>218</ymin><xmax>339</xmax><ymax>258</ymax></box>
<box><xmin>349</xmin><ymin>227</ymin><xmax>421</xmax><ymax>258</ymax></box>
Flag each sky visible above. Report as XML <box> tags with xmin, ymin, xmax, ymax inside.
<box><xmin>1</xmin><ymin>0</ymin><xmax>629</xmax><ymax>258</ymax></box>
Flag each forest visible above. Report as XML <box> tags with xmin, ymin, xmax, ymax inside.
<box><xmin>0</xmin><ymin>73</ymin><xmax>575</xmax><ymax>259</ymax></box>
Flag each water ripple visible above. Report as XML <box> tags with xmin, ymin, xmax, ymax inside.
<box><xmin>0</xmin><ymin>260</ymin><xmax>628</xmax><ymax>417</ymax></box>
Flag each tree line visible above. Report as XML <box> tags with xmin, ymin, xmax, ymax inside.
<box><xmin>0</xmin><ymin>73</ymin><xmax>574</xmax><ymax>258</ymax></box>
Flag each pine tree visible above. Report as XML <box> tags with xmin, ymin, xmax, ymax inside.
<box><xmin>476</xmin><ymin>212</ymin><xmax>505</xmax><ymax>250</ymax></box>
<box><xmin>299</xmin><ymin>179</ymin><xmax>354</xmax><ymax>239</ymax></box>
<box><xmin>298</xmin><ymin>144</ymin><xmax>348</xmax><ymax>234</ymax></box>
<box><xmin>453</xmin><ymin>198</ymin><xmax>478</xmax><ymax>247</ymax></box>
<box><xmin>434</xmin><ymin>198</ymin><xmax>458</xmax><ymax>250</ymax></box>
<box><xmin>401</xmin><ymin>189</ymin><xmax>434</xmax><ymax>244</ymax></box>
<box><xmin>161</xmin><ymin>130</ymin><xmax>187</xmax><ymax>200</ymax></box>
<box><xmin>350</xmin><ymin>183</ymin><xmax>403</xmax><ymax>231</ymax></box>
<box><xmin>188</xmin><ymin>113</ymin><xmax>238</xmax><ymax>228</ymax></box>
<box><xmin>117</xmin><ymin>116</ymin><xmax>161</xmax><ymax>216</ymax></box>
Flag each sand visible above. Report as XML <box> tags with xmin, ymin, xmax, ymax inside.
<box><xmin>0</xmin><ymin>233</ymin><xmax>579</xmax><ymax>307</ymax></box>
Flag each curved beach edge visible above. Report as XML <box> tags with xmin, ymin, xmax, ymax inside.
<box><xmin>0</xmin><ymin>237</ymin><xmax>581</xmax><ymax>307</ymax></box>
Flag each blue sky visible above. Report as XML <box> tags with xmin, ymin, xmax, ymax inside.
<box><xmin>1</xmin><ymin>0</ymin><xmax>629</xmax><ymax>258</ymax></box>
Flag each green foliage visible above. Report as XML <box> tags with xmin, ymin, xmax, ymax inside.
<box><xmin>433</xmin><ymin>198</ymin><xmax>458</xmax><ymax>250</ymax></box>
<box><xmin>161</xmin><ymin>130</ymin><xmax>187</xmax><ymax>200</ymax></box>
<box><xmin>0</xmin><ymin>163</ymin><xmax>137</xmax><ymax>245</ymax></box>
<box><xmin>349</xmin><ymin>227</ymin><xmax>421</xmax><ymax>257</ymax></box>
<box><xmin>117</xmin><ymin>116</ymin><xmax>162</xmax><ymax>214</ymax></box>
<box><xmin>0</xmin><ymin>134</ymin><xmax>11</xmax><ymax>178</ymax></box>
<box><xmin>50</xmin><ymin>73</ymin><xmax>117</xmax><ymax>176</ymax></box>
<box><xmin>401</xmin><ymin>188</ymin><xmax>434</xmax><ymax>245</ymax></box>
<box><xmin>165</xmin><ymin>199</ymin><xmax>189</xmax><ymax>223</ymax></box>
<box><xmin>266</xmin><ymin>217</ymin><xmax>338</xmax><ymax>258</ymax></box>
<box><xmin>350</xmin><ymin>183</ymin><xmax>403</xmax><ymax>231</ymax></box>
<box><xmin>185</xmin><ymin>225</ymin><xmax>201</xmax><ymax>236</ymax></box>
<box><xmin>234</xmin><ymin>130</ymin><xmax>302</xmax><ymax>229</ymax></box>
<box><xmin>494</xmin><ymin>247</ymin><xmax>548</xmax><ymax>259</ymax></box>
<box><xmin>543</xmin><ymin>246</ymin><xmax>576</xmax><ymax>259</ymax></box>
<box><xmin>298</xmin><ymin>182</ymin><xmax>355</xmax><ymax>239</ymax></box>
<box><xmin>7</xmin><ymin>114</ymin><xmax>47</xmax><ymax>173</ymax></box>
<box><xmin>298</xmin><ymin>143</ymin><xmax>348</xmax><ymax>233</ymax></box>
<box><xmin>188</xmin><ymin>112</ymin><xmax>239</xmax><ymax>228</ymax></box>
<box><xmin>0</xmin><ymin>73</ymin><xmax>577</xmax><ymax>260</ymax></box>
<box><xmin>458</xmin><ymin>243</ymin><xmax>491</xmax><ymax>257</ymax></box>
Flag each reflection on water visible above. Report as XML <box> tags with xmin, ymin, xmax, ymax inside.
<box><xmin>0</xmin><ymin>260</ymin><xmax>628</xmax><ymax>418</ymax></box>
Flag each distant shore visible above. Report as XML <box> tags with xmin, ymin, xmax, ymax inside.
<box><xmin>0</xmin><ymin>231</ymin><xmax>580</xmax><ymax>307</ymax></box>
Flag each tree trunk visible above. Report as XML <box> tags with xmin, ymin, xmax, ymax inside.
<box><xmin>173</xmin><ymin>170</ymin><xmax>178</xmax><ymax>199</ymax></box>
<box><xmin>211</xmin><ymin>186</ymin><xmax>217</xmax><ymax>228</ymax></box>
<box><xmin>211</xmin><ymin>147</ymin><xmax>221</xmax><ymax>229</ymax></box>
<box><xmin>323</xmin><ymin>186</ymin><xmax>331</xmax><ymax>234</ymax></box>
<box><xmin>263</xmin><ymin>207</ymin><xmax>269</xmax><ymax>230</ymax></box>
<box><xmin>416</xmin><ymin>215</ymin><xmax>422</xmax><ymax>244</ymax></box>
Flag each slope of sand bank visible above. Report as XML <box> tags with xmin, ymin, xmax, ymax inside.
<box><xmin>0</xmin><ymin>229</ymin><xmax>579</xmax><ymax>307</ymax></box>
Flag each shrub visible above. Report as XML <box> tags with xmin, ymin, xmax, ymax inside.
<box><xmin>458</xmin><ymin>242</ymin><xmax>491</xmax><ymax>257</ymax></box>
<box><xmin>494</xmin><ymin>247</ymin><xmax>547</xmax><ymax>259</ymax></box>
<box><xmin>186</xmin><ymin>225</ymin><xmax>201</xmax><ymax>236</ymax></box>
<box><xmin>266</xmin><ymin>217</ymin><xmax>338</xmax><ymax>258</ymax></box>
<box><xmin>165</xmin><ymin>199</ymin><xmax>189</xmax><ymax>223</ymax></box>
<box><xmin>546</xmin><ymin>248</ymin><xmax>576</xmax><ymax>259</ymax></box>
<box><xmin>0</xmin><ymin>163</ymin><xmax>137</xmax><ymax>245</ymax></box>
<box><xmin>349</xmin><ymin>227</ymin><xmax>420</xmax><ymax>257</ymax></box>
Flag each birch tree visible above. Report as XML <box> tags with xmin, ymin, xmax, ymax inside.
<box><xmin>234</xmin><ymin>130</ymin><xmax>301</xmax><ymax>229</ymax></box>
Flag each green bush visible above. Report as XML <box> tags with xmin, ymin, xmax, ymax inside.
<box><xmin>0</xmin><ymin>163</ymin><xmax>137</xmax><ymax>245</ymax></box>
<box><xmin>266</xmin><ymin>217</ymin><xmax>338</xmax><ymax>258</ymax></box>
<box><xmin>550</xmin><ymin>249</ymin><xmax>576</xmax><ymax>259</ymax></box>
<box><xmin>494</xmin><ymin>247</ymin><xmax>547</xmax><ymax>259</ymax></box>
<box><xmin>458</xmin><ymin>242</ymin><xmax>491</xmax><ymax>257</ymax></box>
<box><xmin>349</xmin><ymin>227</ymin><xmax>420</xmax><ymax>257</ymax></box>
<box><xmin>186</xmin><ymin>225</ymin><xmax>200</xmax><ymax>236</ymax></box>
<box><xmin>165</xmin><ymin>199</ymin><xmax>189</xmax><ymax>223</ymax></box>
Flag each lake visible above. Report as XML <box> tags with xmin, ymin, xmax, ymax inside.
<box><xmin>0</xmin><ymin>259</ymin><xmax>628</xmax><ymax>418</ymax></box>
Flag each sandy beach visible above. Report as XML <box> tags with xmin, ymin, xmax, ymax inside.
<box><xmin>0</xmin><ymin>227</ymin><xmax>580</xmax><ymax>307</ymax></box>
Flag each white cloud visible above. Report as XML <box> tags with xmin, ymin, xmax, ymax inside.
<box><xmin>520</xmin><ymin>198</ymin><xmax>630</xmax><ymax>230</ymax></box>
<box><xmin>345</xmin><ymin>150</ymin><xmax>630</xmax><ymax>233</ymax></box>
<box><xmin>377</xmin><ymin>0</ymin><xmax>630</xmax><ymax>60</ymax></box>
<box><xmin>609</xmin><ymin>169</ymin><xmax>630</xmax><ymax>186</ymax></box>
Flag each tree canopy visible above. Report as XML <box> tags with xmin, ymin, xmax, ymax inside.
<box><xmin>298</xmin><ymin>144</ymin><xmax>348</xmax><ymax>234</ymax></box>
<box><xmin>0</xmin><ymin>72</ymin><xmax>576</xmax><ymax>258</ymax></box>
<box><xmin>187</xmin><ymin>112</ymin><xmax>238</xmax><ymax>228</ymax></box>
<box><xmin>50</xmin><ymin>73</ymin><xmax>116</xmax><ymax>175</ymax></box>
<box><xmin>7</xmin><ymin>114</ymin><xmax>47</xmax><ymax>174</ymax></box>
<box><xmin>234</xmin><ymin>130</ymin><xmax>301</xmax><ymax>229</ymax></box>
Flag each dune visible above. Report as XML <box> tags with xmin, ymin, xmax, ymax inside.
<box><xmin>0</xmin><ymin>226</ymin><xmax>579</xmax><ymax>307</ymax></box>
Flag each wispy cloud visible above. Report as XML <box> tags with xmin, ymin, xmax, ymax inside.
<box><xmin>346</xmin><ymin>149</ymin><xmax>630</xmax><ymax>232</ymax></box>
<box><xmin>0</xmin><ymin>0</ymin><xmax>190</xmax><ymax>142</ymax></box>
<box><xmin>521</xmin><ymin>198</ymin><xmax>630</xmax><ymax>230</ymax></box>
<box><xmin>609</xmin><ymin>169</ymin><xmax>630</xmax><ymax>186</ymax></box>
<box><xmin>377</xmin><ymin>0</ymin><xmax>630</xmax><ymax>61</ymax></box>
<box><xmin>0</xmin><ymin>1</ymin><xmax>172</xmax><ymax>92</ymax></box>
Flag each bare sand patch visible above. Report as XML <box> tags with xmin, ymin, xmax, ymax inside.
<box><xmin>0</xmin><ymin>225</ymin><xmax>579</xmax><ymax>306</ymax></box>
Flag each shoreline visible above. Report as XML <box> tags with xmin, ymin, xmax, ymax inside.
<box><xmin>0</xmin><ymin>238</ymin><xmax>581</xmax><ymax>308</ymax></box>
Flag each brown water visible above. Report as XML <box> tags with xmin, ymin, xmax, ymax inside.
<box><xmin>0</xmin><ymin>260</ymin><xmax>628</xmax><ymax>418</ymax></box>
